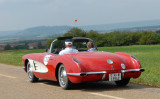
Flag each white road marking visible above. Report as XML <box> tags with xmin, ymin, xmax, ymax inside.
<box><xmin>0</xmin><ymin>73</ymin><xmax>16</xmax><ymax>79</ymax></box>
<box><xmin>90</xmin><ymin>93</ymin><xmax>125</xmax><ymax>99</ymax></box>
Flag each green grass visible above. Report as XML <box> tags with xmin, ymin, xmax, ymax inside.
<box><xmin>0</xmin><ymin>49</ymin><xmax>44</xmax><ymax>66</ymax></box>
<box><xmin>0</xmin><ymin>45</ymin><xmax>160</xmax><ymax>87</ymax></box>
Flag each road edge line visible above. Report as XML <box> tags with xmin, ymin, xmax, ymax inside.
<box><xmin>90</xmin><ymin>92</ymin><xmax>125</xmax><ymax>99</ymax></box>
<box><xmin>0</xmin><ymin>73</ymin><xmax>16</xmax><ymax>79</ymax></box>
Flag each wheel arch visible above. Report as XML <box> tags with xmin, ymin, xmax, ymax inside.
<box><xmin>55</xmin><ymin>63</ymin><xmax>63</xmax><ymax>81</ymax></box>
<box><xmin>24</xmin><ymin>59</ymin><xmax>29</xmax><ymax>72</ymax></box>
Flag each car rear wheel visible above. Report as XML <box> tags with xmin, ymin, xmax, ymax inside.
<box><xmin>115</xmin><ymin>78</ymin><xmax>130</xmax><ymax>86</ymax></box>
<box><xmin>27</xmin><ymin>62</ymin><xmax>39</xmax><ymax>82</ymax></box>
<box><xmin>58</xmin><ymin>64</ymin><xmax>72</xmax><ymax>90</ymax></box>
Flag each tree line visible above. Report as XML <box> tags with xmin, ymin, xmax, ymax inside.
<box><xmin>46</xmin><ymin>28</ymin><xmax>160</xmax><ymax>47</ymax></box>
<box><xmin>4</xmin><ymin>43</ymin><xmax>29</xmax><ymax>50</ymax></box>
<box><xmin>4</xmin><ymin>42</ymin><xmax>45</xmax><ymax>50</ymax></box>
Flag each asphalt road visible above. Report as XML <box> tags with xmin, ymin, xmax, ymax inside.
<box><xmin>0</xmin><ymin>63</ymin><xmax>160</xmax><ymax>99</ymax></box>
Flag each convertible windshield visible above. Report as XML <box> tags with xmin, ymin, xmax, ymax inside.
<box><xmin>50</xmin><ymin>38</ymin><xmax>96</xmax><ymax>54</ymax></box>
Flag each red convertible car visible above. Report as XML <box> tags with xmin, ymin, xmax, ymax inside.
<box><xmin>22</xmin><ymin>37</ymin><xmax>145</xmax><ymax>89</ymax></box>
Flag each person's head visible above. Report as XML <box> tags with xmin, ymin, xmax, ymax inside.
<box><xmin>87</xmin><ymin>41</ymin><xmax>94</xmax><ymax>49</ymax></box>
<box><xmin>65</xmin><ymin>39</ymin><xmax>73</xmax><ymax>48</ymax></box>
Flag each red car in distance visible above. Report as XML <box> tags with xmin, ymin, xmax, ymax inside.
<box><xmin>22</xmin><ymin>37</ymin><xmax>145</xmax><ymax>89</ymax></box>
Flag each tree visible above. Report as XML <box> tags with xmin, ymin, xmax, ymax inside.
<box><xmin>46</xmin><ymin>28</ymin><xmax>160</xmax><ymax>48</ymax></box>
<box><xmin>24</xmin><ymin>43</ymin><xmax>29</xmax><ymax>49</ymax></box>
<box><xmin>105</xmin><ymin>31</ymin><xmax>130</xmax><ymax>46</ymax></box>
<box><xmin>63</xmin><ymin>27</ymin><xmax>86</xmax><ymax>37</ymax></box>
<box><xmin>4</xmin><ymin>44</ymin><xmax>12</xmax><ymax>50</ymax></box>
<box><xmin>130</xmin><ymin>32</ymin><xmax>141</xmax><ymax>45</ymax></box>
<box><xmin>86</xmin><ymin>30</ymin><xmax>105</xmax><ymax>47</ymax></box>
<box><xmin>13</xmin><ymin>43</ymin><xmax>29</xmax><ymax>50</ymax></box>
<box><xmin>138</xmin><ymin>31</ymin><xmax>160</xmax><ymax>45</ymax></box>
<box><xmin>156</xmin><ymin>30</ymin><xmax>160</xmax><ymax>34</ymax></box>
<box><xmin>46</xmin><ymin>37</ymin><xmax>58</xmax><ymax>48</ymax></box>
<box><xmin>38</xmin><ymin>42</ymin><xmax>43</xmax><ymax>49</ymax></box>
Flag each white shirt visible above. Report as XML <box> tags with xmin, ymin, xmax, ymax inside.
<box><xmin>59</xmin><ymin>48</ymin><xmax>78</xmax><ymax>55</ymax></box>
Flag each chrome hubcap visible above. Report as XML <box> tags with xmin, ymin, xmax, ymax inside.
<box><xmin>59</xmin><ymin>67</ymin><xmax>67</xmax><ymax>86</ymax></box>
<box><xmin>27</xmin><ymin>64</ymin><xmax>33</xmax><ymax>79</ymax></box>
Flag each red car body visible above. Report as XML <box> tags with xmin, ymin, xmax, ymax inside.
<box><xmin>22</xmin><ymin>37</ymin><xmax>144</xmax><ymax>89</ymax></box>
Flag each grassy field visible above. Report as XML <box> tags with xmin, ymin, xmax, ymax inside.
<box><xmin>0</xmin><ymin>49</ymin><xmax>44</xmax><ymax>66</ymax></box>
<box><xmin>0</xmin><ymin>45</ymin><xmax>160</xmax><ymax>87</ymax></box>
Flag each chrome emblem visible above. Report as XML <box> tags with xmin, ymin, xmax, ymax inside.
<box><xmin>107</xmin><ymin>60</ymin><xmax>113</xmax><ymax>64</ymax></box>
<box><xmin>121</xmin><ymin>63</ymin><xmax>126</xmax><ymax>69</ymax></box>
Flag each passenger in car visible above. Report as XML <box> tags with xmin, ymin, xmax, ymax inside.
<box><xmin>87</xmin><ymin>41</ymin><xmax>97</xmax><ymax>52</ymax></box>
<box><xmin>59</xmin><ymin>39</ymin><xmax>78</xmax><ymax>55</ymax></box>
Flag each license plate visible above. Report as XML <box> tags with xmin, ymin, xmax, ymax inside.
<box><xmin>109</xmin><ymin>73</ymin><xmax>121</xmax><ymax>81</ymax></box>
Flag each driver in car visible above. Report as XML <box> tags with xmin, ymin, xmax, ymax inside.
<box><xmin>59</xmin><ymin>39</ymin><xmax>78</xmax><ymax>55</ymax></box>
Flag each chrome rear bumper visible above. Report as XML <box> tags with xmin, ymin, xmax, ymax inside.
<box><xmin>67</xmin><ymin>69</ymin><xmax>144</xmax><ymax>81</ymax></box>
<box><xmin>121</xmin><ymin>68</ymin><xmax>145</xmax><ymax>73</ymax></box>
<box><xmin>67</xmin><ymin>71</ymin><xmax>107</xmax><ymax>77</ymax></box>
<box><xmin>67</xmin><ymin>68</ymin><xmax>145</xmax><ymax>77</ymax></box>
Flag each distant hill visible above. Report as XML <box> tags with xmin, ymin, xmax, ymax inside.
<box><xmin>14</xmin><ymin>26</ymin><xmax>72</xmax><ymax>39</ymax></box>
<box><xmin>0</xmin><ymin>20</ymin><xmax>160</xmax><ymax>41</ymax></box>
<box><xmin>80</xmin><ymin>20</ymin><xmax>160</xmax><ymax>32</ymax></box>
<box><xmin>0</xmin><ymin>30</ymin><xmax>20</xmax><ymax>37</ymax></box>
<box><xmin>0</xmin><ymin>26</ymin><xmax>72</xmax><ymax>41</ymax></box>
<box><xmin>115</xmin><ymin>25</ymin><xmax>160</xmax><ymax>32</ymax></box>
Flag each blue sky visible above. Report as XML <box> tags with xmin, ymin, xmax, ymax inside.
<box><xmin>0</xmin><ymin>0</ymin><xmax>160</xmax><ymax>30</ymax></box>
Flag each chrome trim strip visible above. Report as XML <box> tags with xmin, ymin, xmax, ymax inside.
<box><xmin>67</xmin><ymin>71</ymin><xmax>107</xmax><ymax>76</ymax></box>
<box><xmin>121</xmin><ymin>69</ymin><xmax>145</xmax><ymax>73</ymax></box>
<box><xmin>49</xmin><ymin>39</ymin><xmax>57</xmax><ymax>53</ymax></box>
<box><xmin>21</xmin><ymin>66</ymin><xmax>25</xmax><ymax>69</ymax></box>
<box><xmin>67</xmin><ymin>73</ymin><xmax>81</xmax><ymax>76</ymax></box>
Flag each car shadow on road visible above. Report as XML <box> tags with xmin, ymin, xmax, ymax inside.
<box><xmin>36</xmin><ymin>79</ymin><xmax>151</xmax><ymax>92</ymax></box>
<box><xmin>37</xmin><ymin>79</ymin><xmax>60</xmax><ymax>87</ymax></box>
<box><xmin>70</xmin><ymin>81</ymin><xmax>153</xmax><ymax>92</ymax></box>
